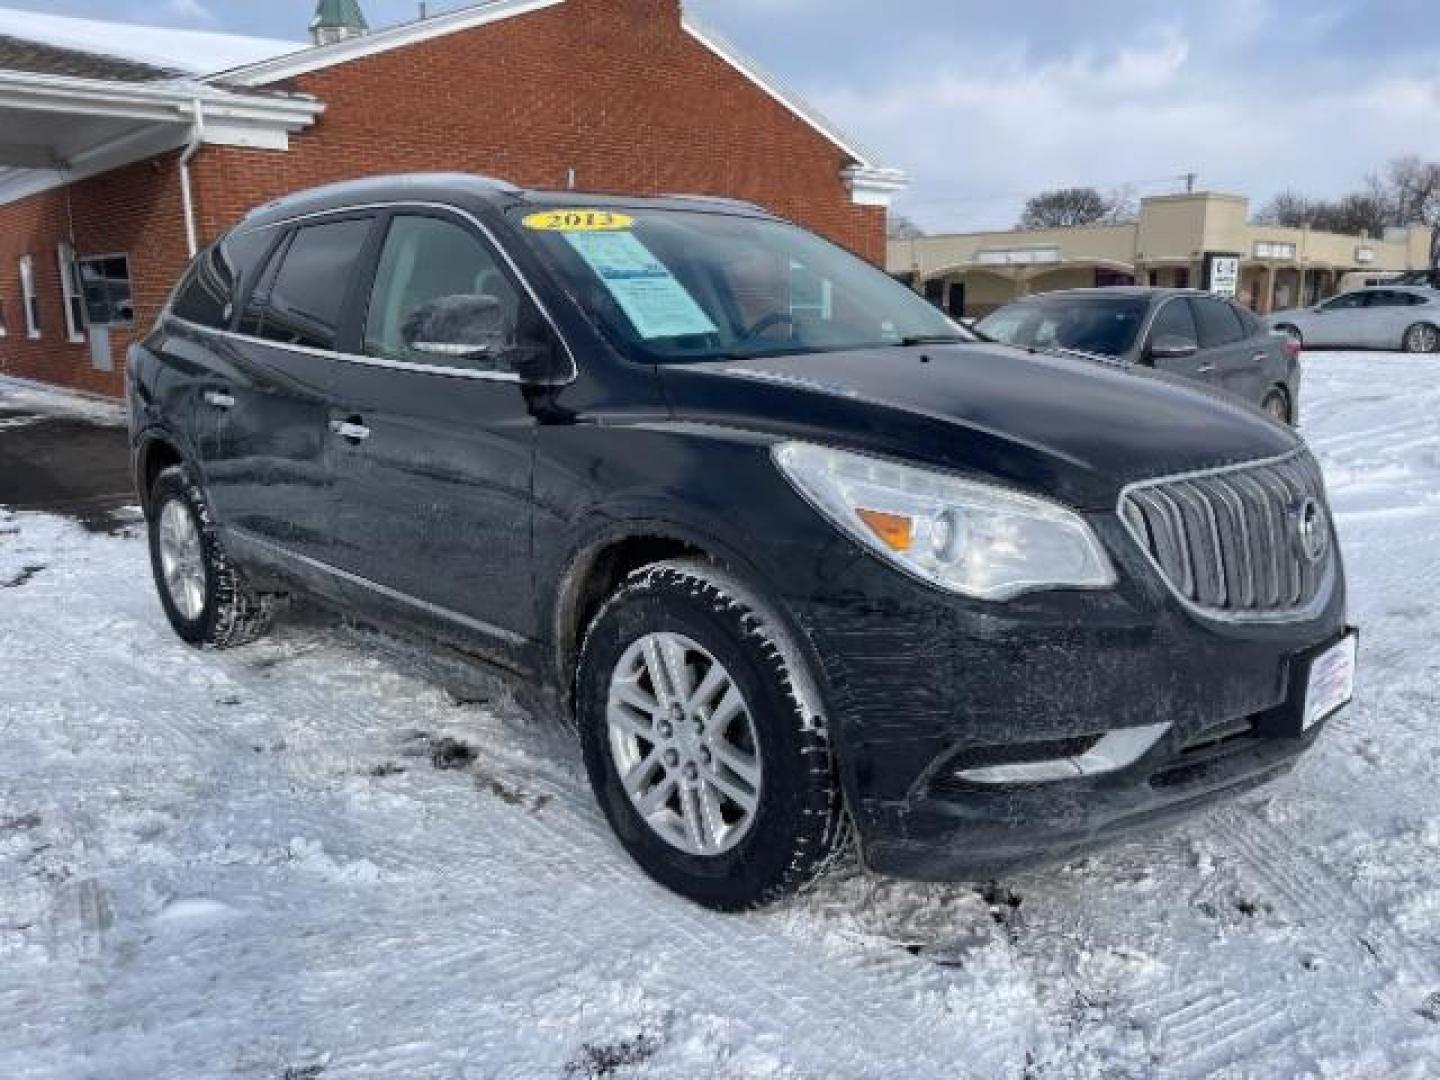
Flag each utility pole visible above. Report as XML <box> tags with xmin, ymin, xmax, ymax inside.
<box><xmin>1183</xmin><ymin>172</ymin><xmax>1197</xmax><ymax>194</ymax></box>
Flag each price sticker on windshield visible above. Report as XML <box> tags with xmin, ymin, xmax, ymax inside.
<box><xmin>523</xmin><ymin>209</ymin><xmax>634</xmax><ymax>232</ymax></box>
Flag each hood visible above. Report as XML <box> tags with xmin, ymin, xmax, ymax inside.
<box><xmin>661</xmin><ymin>342</ymin><xmax>1299</xmax><ymax>510</ymax></box>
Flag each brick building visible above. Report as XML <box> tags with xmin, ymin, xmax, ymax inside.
<box><xmin>0</xmin><ymin>0</ymin><xmax>905</xmax><ymax>397</ymax></box>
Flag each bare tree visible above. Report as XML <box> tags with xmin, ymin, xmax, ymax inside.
<box><xmin>1018</xmin><ymin>187</ymin><xmax>1117</xmax><ymax>229</ymax></box>
<box><xmin>1254</xmin><ymin>190</ymin><xmax>1320</xmax><ymax>228</ymax></box>
<box><xmin>887</xmin><ymin>213</ymin><xmax>926</xmax><ymax>240</ymax></box>
<box><xmin>1377</xmin><ymin>156</ymin><xmax>1440</xmax><ymax>267</ymax></box>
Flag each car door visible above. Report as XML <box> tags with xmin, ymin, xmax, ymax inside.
<box><xmin>321</xmin><ymin>207</ymin><xmax>554</xmax><ymax>654</ymax></box>
<box><xmin>1143</xmin><ymin>296</ymin><xmax>1206</xmax><ymax>381</ymax></box>
<box><xmin>197</xmin><ymin>214</ymin><xmax>377</xmax><ymax>566</ymax></box>
<box><xmin>1188</xmin><ymin>297</ymin><xmax>1259</xmax><ymax>402</ymax></box>
<box><xmin>1363</xmin><ymin>289</ymin><xmax>1422</xmax><ymax>348</ymax></box>
<box><xmin>1307</xmin><ymin>291</ymin><xmax>1368</xmax><ymax>348</ymax></box>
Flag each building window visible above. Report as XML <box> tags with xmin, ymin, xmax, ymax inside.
<box><xmin>974</xmin><ymin>246</ymin><xmax>1061</xmax><ymax>266</ymax></box>
<box><xmin>19</xmin><ymin>255</ymin><xmax>40</xmax><ymax>338</ymax></box>
<box><xmin>77</xmin><ymin>254</ymin><xmax>134</xmax><ymax>327</ymax></box>
<box><xmin>1254</xmin><ymin>240</ymin><xmax>1297</xmax><ymax>260</ymax></box>
<box><xmin>57</xmin><ymin>243</ymin><xmax>86</xmax><ymax>342</ymax></box>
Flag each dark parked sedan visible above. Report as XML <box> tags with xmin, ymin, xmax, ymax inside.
<box><xmin>977</xmin><ymin>288</ymin><xmax>1300</xmax><ymax>423</ymax></box>
<box><xmin>127</xmin><ymin>175</ymin><xmax>1354</xmax><ymax>910</ymax></box>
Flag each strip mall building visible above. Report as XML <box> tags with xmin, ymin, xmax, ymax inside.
<box><xmin>890</xmin><ymin>192</ymin><xmax>1434</xmax><ymax>320</ymax></box>
<box><xmin>0</xmin><ymin>0</ymin><xmax>904</xmax><ymax>397</ymax></box>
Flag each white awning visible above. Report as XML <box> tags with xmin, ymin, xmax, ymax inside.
<box><xmin>0</xmin><ymin>70</ymin><xmax>321</xmax><ymax>205</ymax></box>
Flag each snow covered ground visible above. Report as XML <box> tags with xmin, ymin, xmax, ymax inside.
<box><xmin>2</xmin><ymin>352</ymin><xmax>1438</xmax><ymax>1079</ymax></box>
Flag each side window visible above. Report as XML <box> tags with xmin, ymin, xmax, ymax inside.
<box><xmin>362</xmin><ymin>214</ymin><xmax>527</xmax><ymax>370</ymax></box>
<box><xmin>1231</xmin><ymin>303</ymin><xmax>1261</xmax><ymax>337</ymax></box>
<box><xmin>1147</xmin><ymin>298</ymin><xmax>1198</xmax><ymax>349</ymax></box>
<box><xmin>172</xmin><ymin>229</ymin><xmax>273</xmax><ymax>330</ymax></box>
<box><xmin>1189</xmin><ymin>297</ymin><xmax>1245</xmax><ymax>348</ymax></box>
<box><xmin>1322</xmin><ymin>292</ymin><xmax>1368</xmax><ymax>311</ymax></box>
<box><xmin>256</xmin><ymin>218</ymin><xmax>372</xmax><ymax>351</ymax></box>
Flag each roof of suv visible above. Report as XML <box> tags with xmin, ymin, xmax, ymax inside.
<box><xmin>242</xmin><ymin>172</ymin><xmax>778</xmax><ymax>230</ymax></box>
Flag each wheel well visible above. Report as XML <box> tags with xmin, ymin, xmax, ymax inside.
<box><xmin>138</xmin><ymin>437</ymin><xmax>184</xmax><ymax>513</ymax></box>
<box><xmin>555</xmin><ymin>534</ymin><xmax>705</xmax><ymax>695</ymax></box>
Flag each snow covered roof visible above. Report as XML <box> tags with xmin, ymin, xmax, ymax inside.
<box><xmin>0</xmin><ymin>6</ymin><xmax>303</xmax><ymax>79</ymax></box>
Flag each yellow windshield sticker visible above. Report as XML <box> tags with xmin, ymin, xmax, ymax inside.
<box><xmin>523</xmin><ymin>209</ymin><xmax>634</xmax><ymax>232</ymax></box>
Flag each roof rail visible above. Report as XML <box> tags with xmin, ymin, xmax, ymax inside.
<box><xmin>243</xmin><ymin>171</ymin><xmax>519</xmax><ymax>220</ymax></box>
<box><xmin>660</xmin><ymin>193</ymin><xmax>768</xmax><ymax>214</ymax></box>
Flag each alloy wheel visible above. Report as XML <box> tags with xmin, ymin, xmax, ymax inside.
<box><xmin>606</xmin><ymin>631</ymin><xmax>763</xmax><ymax>856</ymax></box>
<box><xmin>157</xmin><ymin>499</ymin><xmax>207</xmax><ymax>621</ymax></box>
<box><xmin>1405</xmin><ymin>324</ymin><xmax>1439</xmax><ymax>353</ymax></box>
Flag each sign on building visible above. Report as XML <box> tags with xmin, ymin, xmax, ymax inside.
<box><xmin>1203</xmin><ymin>252</ymin><xmax>1241</xmax><ymax>298</ymax></box>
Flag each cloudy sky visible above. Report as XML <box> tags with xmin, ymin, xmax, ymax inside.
<box><xmin>11</xmin><ymin>0</ymin><xmax>1440</xmax><ymax>232</ymax></box>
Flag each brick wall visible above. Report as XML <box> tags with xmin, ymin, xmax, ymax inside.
<box><xmin>0</xmin><ymin>0</ymin><xmax>886</xmax><ymax>397</ymax></box>
<box><xmin>0</xmin><ymin>154</ymin><xmax>193</xmax><ymax>396</ymax></box>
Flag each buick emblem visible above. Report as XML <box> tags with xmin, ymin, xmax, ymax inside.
<box><xmin>1291</xmin><ymin>497</ymin><xmax>1329</xmax><ymax>564</ymax></box>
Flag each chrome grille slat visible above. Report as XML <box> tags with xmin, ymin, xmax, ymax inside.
<box><xmin>1120</xmin><ymin>450</ymin><xmax>1334</xmax><ymax>621</ymax></box>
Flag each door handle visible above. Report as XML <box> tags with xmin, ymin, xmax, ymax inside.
<box><xmin>1196</xmin><ymin>364</ymin><xmax>1217</xmax><ymax>374</ymax></box>
<box><xmin>203</xmin><ymin>389</ymin><xmax>235</xmax><ymax>410</ymax></box>
<box><xmin>1251</xmin><ymin>352</ymin><xmax>1269</xmax><ymax>363</ymax></box>
<box><xmin>329</xmin><ymin>419</ymin><xmax>371</xmax><ymax>442</ymax></box>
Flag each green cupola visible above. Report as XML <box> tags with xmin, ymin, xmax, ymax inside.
<box><xmin>310</xmin><ymin>0</ymin><xmax>369</xmax><ymax>45</ymax></box>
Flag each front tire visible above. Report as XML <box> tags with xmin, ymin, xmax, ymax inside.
<box><xmin>1403</xmin><ymin>322</ymin><xmax>1440</xmax><ymax>353</ymax></box>
<box><xmin>576</xmin><ymin>559</ymin><xmax>846</xmax><ymax>910</ymax></box>
<box><xmin>147</xmin><ymin>465</ymin><xmax>272</xmax><ymax>648</ymax></box>
<box><xmin>1261</xmin><ymin>387</ymin><xmax>1292</xmax><ymax>425</ymax></box>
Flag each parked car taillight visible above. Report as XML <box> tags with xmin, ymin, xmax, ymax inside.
<box><xmin>1283</xmin><ymin>338</ymin><xmax>1302</xmax><ymax>361</ymax></box>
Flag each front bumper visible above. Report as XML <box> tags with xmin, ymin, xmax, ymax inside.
<box><xmin>781</xmin><ymin>515</ymin><xmax>1350</xmax><ymax>882</ymax></box>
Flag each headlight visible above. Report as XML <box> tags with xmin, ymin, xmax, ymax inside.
<box><xmin>772</xmin><ymin>442</ymin><xmax>1116</xmax><ymax>600</ymax></box>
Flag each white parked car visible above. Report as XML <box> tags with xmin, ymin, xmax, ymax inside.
<box><xmin>1267</xmin><ymin>286</ymin><xmax>1440</xmax><ymax>353</ymax></box>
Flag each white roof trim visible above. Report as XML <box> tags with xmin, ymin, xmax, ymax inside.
<box><xmin>0</xmin><ymin>70</ymin><xmax>322</xmax><ymax>128</ymax></box>
<box><xmin>0</xmin><ymin>71</ymin><xmax>322</xmax><ymax>207</ymax></box>
<box><xmin>680</xmin><ymin>15</ymin><xmax>881</xmax><ymax>169</ymax></box>
<box><xmin>213</xmin><ymin>0</ymin><xmax>566</xmax><ymax>87</ymax></box>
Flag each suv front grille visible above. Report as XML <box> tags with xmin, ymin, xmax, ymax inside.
<box><xmin>1120</xmin><ymin>450</ymin><xmax>1334</xmax><ymax>620</ymax></box>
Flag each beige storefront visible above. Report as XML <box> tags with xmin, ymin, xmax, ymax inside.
<box><xmin>889</xmin><ymin>192</ymin><xmax>1433</xmax><ymax>319</ymax></box>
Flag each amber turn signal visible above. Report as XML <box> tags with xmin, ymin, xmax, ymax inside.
<box><xmin>856</xmin><ymin>508</ymin><xmax>914</xmax><ymax>552</ymax></box>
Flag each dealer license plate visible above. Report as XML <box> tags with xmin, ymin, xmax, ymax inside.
<box><xmin>1303</xmin><ymin>634</ymin><xmax>1357</xmax><ymax>731</ymax></box>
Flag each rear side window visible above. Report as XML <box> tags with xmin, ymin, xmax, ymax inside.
<box><xmin>1231</xmin><ymin>303</ymin><xmax>1262</xmax><ymax>336</ymax></box>
<box><xmin>253</xmin><ymin>218</ymin><xmax>372</xmax><ymax>351</ymax></box>
<box><xmin>1189</xmin><ymin>297</ymin><xmax>1246</xmax><ymax>348</ymax></box>
<box><xmin>171</xmin><ymin>229</ymin><xmax>272</xmax><ymax>329</ymax></box>
<box><xmin>1147</xmin><ymin>298</ymin><xmax>1198</xmax><ymax>347</ymax></box>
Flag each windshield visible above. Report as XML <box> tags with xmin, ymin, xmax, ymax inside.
<box><xmin>976</xmin><ymin>296</ymin><xmax>1149</xmax><ymax>358</ymax></box>
<box><xmin>509</xmin><ymin>206</ymin><xmax>970</xmax><ymax>362</ymax></box>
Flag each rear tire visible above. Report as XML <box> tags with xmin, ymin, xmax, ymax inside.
<box><xmin>147</xmin><ymin>465</ymin><xmax>273</xmax><ymax>648</ymax></box>
<box><xmin>1403</xmin><ymin>322</ymin><xmax>1440</xmax><ymax>353</ymax></box>
<box><xmin>1261</xmin><ymin>387</ymin><xmax>1292</xmax><ymax>425</ymax></box>
<box><xmin>576</xmin><ymin>559</ymin><xmax>846</xmax><ymax>910</ymax></box>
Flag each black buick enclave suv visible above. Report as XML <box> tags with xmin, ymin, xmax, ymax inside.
<box><xmin>128</xmin><ymin>174</ymin><xmax>1356</xmax><ymax>910</ymax></box>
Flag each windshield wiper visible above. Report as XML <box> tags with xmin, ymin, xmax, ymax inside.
<box><xmin>898</xmin><ymin>334</ymin><xmax>970</xmax><ymax>346</ymax></box>
<box><xmin>1034</xmin><ymin>345</ymin><xmax>1128</xmax><ymax>368</ymax></box>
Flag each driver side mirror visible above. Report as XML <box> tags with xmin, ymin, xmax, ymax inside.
<box><xmin>403</xmin><ymin>293</ymin><xmax>509</xmax><ymax>361</ymax></box>
<box><xmin>1147</xmin><ymin>334</ymin><xmax>1198</xmax><ymax>361</ymax></box>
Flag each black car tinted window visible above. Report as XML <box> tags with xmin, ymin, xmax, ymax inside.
<box><xmin>363</xmin><ymin>214</ymin><xmax>526</xmax><ymax>371</ymax></box>
<box><xmin>256</xmin><ymin>218</ymin><xmax>372</xmax><ymax>350</ymax></box>
<box><xmin>1189</xmin><ymin>297</ymin><xmax>1246</xmax><ymax>347</ymax></box>
<box><xmin>1147</xmin><ymin>298</ymin><xmax>1198</xmax><ymax>348</ymax></box>
<box><xmin>1322</xmin><ymin>292</ymin><xmax>1368</xmax><ymax>311</ymax></box>
<box><xmin>171</xmin><ymin>229</ymin><xmax>272</xmax><ymax>329</ymax></box>
<box><xmin>975</xmin><ymin>296</ymin><xmax>1149</xmax><ymax>358</ymax></box>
